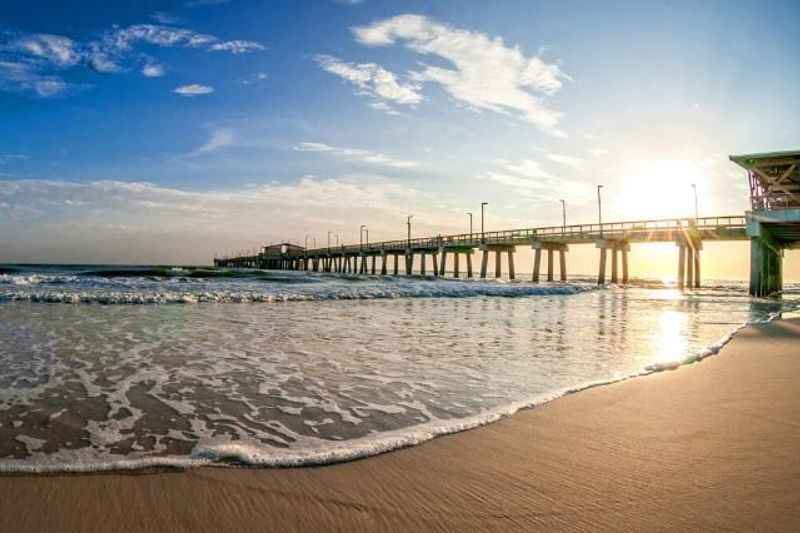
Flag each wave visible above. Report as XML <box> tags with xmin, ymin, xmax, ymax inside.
<box><xmin>0</xmin><ymin>311</ymin><xmax>781</xmax><ymax>474</ymax></box>
<box><xmin>0</xmin><ymin>281</ymin><xmax>594</xmax><ymax>304</ymax></box>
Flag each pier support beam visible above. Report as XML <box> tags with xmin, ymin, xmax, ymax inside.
<box><xmin>531</xmin><ymin>242</ymin><xmax>568</xmax><ymax>283</ymax></box>
<box><xmin>454</xmin><ymin>253</ymin><xmax>460</xmax><ymax>278</ymax></box>
<box><xmin>371</xmin><ymin>255</ymin><xmax>377</xmax><ymax>275</ymax></box>
<box><xmin>439</xmin><ymin>249</ymin><xmax>447</xmax><ymax>276</ymax></box>
<box><xmin>480</xmin><ymin>244</ymin><xmax>514</xmax><ymax>279</ymax></box>
<box><xmin>405</xmin><ymin>251</ymin><xmax>413</xmax><ymax>275</ymax></box>
<box><xmin>380</xmin><ymin>252</ymin><xmax>388</xmax><ymax>275</ymax></box>
<box><xmin>420</xmin><ymin>252</ymin><xmax>426</xmax><ymax>276</ymax></box>
<box><xmin>466</xmin><ymin>252</ymin><xmax>473</xmax><ymax>278</ymax></box>
<box><xmin>432</xmin><ymin>252</ymin><xmax>439</xmax><ymax>276</ymax></box>
<box><xmin>747</xmin><ymin>218</ymin><xmax>784</xmax><ymax>297</ymax></box>
<box><xmin>393</xmin><ymin>254</ymin><xmax>399</xmax><ymax>276</ymax></box>
<box><xmin>676</xmin><ymin>235</ymin><xmax>702</xmax><ymax>290</ymax></box>
<box><xmin>595</xmin><ymin>239</ymin><xmax>629</xmax><ymax>286</ymax></box>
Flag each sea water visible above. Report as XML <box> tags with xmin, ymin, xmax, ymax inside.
<box><xmin>0</xmin><ymin>264</ymin><xmax>797</xmax><ymax>472</ymax></box>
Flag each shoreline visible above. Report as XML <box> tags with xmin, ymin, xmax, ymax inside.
<box><xmin>1</xmin><ymin>318</ymin><xmax>799</xmax><ymax>531</ymax></box>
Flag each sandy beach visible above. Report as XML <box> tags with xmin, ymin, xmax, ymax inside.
<box><xmin>2</xmin><ymin>317</ymin><xmax>799</xmax><ymax>532</ymax></box>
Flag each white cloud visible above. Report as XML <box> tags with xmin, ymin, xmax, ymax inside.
<box><xmin>185</xmin><ymin>0</ymin><xmax>232</xmax><ymax>6</ymax></box>
<box><xmin>150</xmin><ymin>12</ymin><xmax>182</xmax><ymax>24</ymax></box>
<box><xmin>1</xmin><ymin>24</ymin><xmax>263</xmax><ymax>96</ymax></box>
<box><xmin>314</xmin><ymin>54</ymin><xmax>422</xmax><ymax>114</ymax></box>
<box><xmin>351</xmin><ymin>15</ymin><xmax>569</xmax><ymax>133</ymax></box>
<box><xmin>174</xmin><ymin>84</ymin><xmax>214</xmax><ymax>96</ymax></box>
<box><xmin>295</xmin><ymin>142</ymin><xmax>418</xmax><ymax>168</ymax></box>
<box><xmin>0</xmin><ymin>153</ymin><xmax>29</xmax><ymax>164</ymax></box>
<box><xmin>142</xmin><ymin>63</ymin><xmax>165</xmax><ymax>77</ymax></box>
<box><xmin>240</xmin><ymin>72</ymin><xmax>268</xmax><ymax>85</ymax></box>
<box><xmin>13</xmin><ymin>34</ymin><xmax>81</xmax><ymax>67</ymax></box>
<box><xmin>589</xmin><ymin>148</ymin><xmax>609</xmax><ymax>157</ymax></box>
<box><xmin>190</xmin><ymin>129</ymin><xmax>234</xmax><ymax>156</ymax></box>
<box><xmin>0</xmin><ymin>176</ymin><xmax>447</xmax><ymax>264</ymax></box>
<box><xmin>208</xmin><ymin>40</ymin><xmax>265</xmax><ymax>54</ymax></box>
<box><xmin>505</xmin><ymin>159</ymin><xmax>554</xmax><ymax>179</ymax></box>
<box><xmin>546</xmin><ymin>153</ymin><xmax>584</xmax><ymax>168</ymax></box>
<box><xmin>0</xmin><ymin>61</ymin><xmax>71</xmax><ymax>97</ymax></box>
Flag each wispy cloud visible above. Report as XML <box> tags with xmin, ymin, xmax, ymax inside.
<box><xmin>150</xmin><ymin>12</ymin><xmax>182</xmax><ymax>25</ymax></box>
<box><xmin>141</xmin><ymin>62</ymin><xmax>165</xmax><ymax>77</ymax></box>
<box><xmin>239</xmin><ymin>72</ymin><xmax>268</xmax><ymax>85</ymax></box>
<box><xmin>174</xmin><ymin>84</ymin><xmax>214</xmax><ymax>96</ymax></box>
<box><xmin>546</xmin><ymin>153</ymin><xmax>584</xmax><ymax>168</ymax></box>
<box><xmin>295</xmin><ymin>142</ymin><xmax>418</xmax><ymax>168</ymax></box>
<box><xmin>483</xmin><ymin>158</ymin><xmax>591</xmax><ymax>203</ymax></box>
<box><xmin>589</xmin><ymin>148</ymin><xmax>609</xmax><ymax>157</ymax></box>
<box><xmin>314</xmin><ymin>54</ymin><xmax>421</xmax><ymax>114</ymax></box>
<box><xmin>0</xmin><ymin>24</ymin><xmax>263</xmax><ymax>97</ymax></box>
<box><xmin>185</xmin><ymin>0</ymin><xmax>232</xmax><ymax>7</ymax></box>
<box><xmin>0</xmin><ymin>153</ymin><xmax>30</xmax><ymax>164</ymax></box>
<box><xmin>351</xmin><ymin>15</ymin><xmax>570</xmax><ymax>134</ymax></box>
<box><xmin>189</xmin><ymin>129</ymin><xmax>234</xmax><ymax>156</ymax></box>
<box><xmin>209</xmin><ymin>40</ymin><xmax>265</xmax><ymax>54</ymax></box>
<box><xmin>0</xmin><ymin>176</ymin><xmax>444</xmax><ymax>263</ymax></box>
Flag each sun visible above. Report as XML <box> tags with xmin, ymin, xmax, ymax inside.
<box><xmin>616</xmin><ymin>158</ymin><xmax>707</xmax><ymax>220</ymax></box>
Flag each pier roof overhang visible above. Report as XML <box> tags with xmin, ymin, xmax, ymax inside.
<box><xmin>730</xmin><ymin>150</ymin><xmax>800</xmax><ymax>210</ymax></box>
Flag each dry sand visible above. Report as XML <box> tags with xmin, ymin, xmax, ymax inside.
<box><xmin>2</xmin><ymin>319</ymin><xmax>799</xmax><ymax>532</ymax></box>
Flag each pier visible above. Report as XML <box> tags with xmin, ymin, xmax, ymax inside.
<box><xmin>215</xmin><ymin>150</ymin><xmax>800</xmax><ymax>296</ymax></box>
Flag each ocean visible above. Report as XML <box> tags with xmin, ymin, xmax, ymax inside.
<box><xmin>0</xmin><ymin>264</ymin><xmax>797</xmax><ymax>473</ymax></box>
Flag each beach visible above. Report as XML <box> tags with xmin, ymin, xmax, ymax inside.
<box><xmin>1</xmin><ymin>317</ymin><xmax>797</xmax><ymax>532</ymax></box>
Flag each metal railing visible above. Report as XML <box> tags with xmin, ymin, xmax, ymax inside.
<box><xmin>237</xmin><ymin>215</ymin><xmax>746</xmax><ymax>260</ymax></box>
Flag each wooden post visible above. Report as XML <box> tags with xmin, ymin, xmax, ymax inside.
<box><xmin>611</xmin><ymin>247</ymin><xmax>618</xmax><ymax>284</ymax></box>
<box><xmin>621</xmin><ymin>247</ymin><xmax>629</xmax><ymax>284</ymax></box>
<box><xmin>393</xmin><ymin>254</ymin><xmax>399</xmax><ymax>276</ymax></box>
<box><xmin>686</xmin><ymin>246</ymin><xmax>694</xmax><ymax>289</ymax></box>
<box><xmin>547</xmin><ymin>249</ymin><xmax>554</xmax><ymax>282</ymax></box>
<box><xmin>371</xmin><ymin>255</ymin><xmax>376</xmax><ymax>275</ymax></box>
<box><xmin>381</xmin><ymin>254</ymin><xmax>387</xmax><ymax>275</ymax></box>
<box><xmin>480</xmin><ymin>249</ymin><xmax>489</xmax><ymax>278</ymax></box>
<box><xmin>420</xmin><ymin>252</ymin><xmax>426</xmax><ymax>276</ymax></box>
<box><xmin>454</xmin><ymin>252</ymin><xmax>460</xmax><ymax>278</ymax></box>
<box><xmin>440</xmin><ymin>250</ymin><xmax>447</xmax><ymax>276</ymax></box>
<box><xmin>532</xmin><ymin>249</ymin><xmax>541</xmax><ymax>283</ymax></box>
<box><xmin>508</xmin><ymin>250</ymin><xmax>515</xmax><ymax>280</ymax></box>
<box><xmin>432</xmin><ymin>253</ymin><xmax>438</xmax><ymax>276</ymax></box>
<box><xmin>559</xmin><ymin>249</ymin><xmax>567</xmax><ymax>282</ymax></box>
<box><xmin>694</xmin><ymin>248</ymin><xmax>700</xmax><ymax>288</ymax></box>
<box><xmin>678</xmin><ymin>245</ymin><xmax>686</xmax><ymax>289</ymax></box>
<box><xmin>495</xmin><ymin>250</ymin><xmax>502</xmax><ymax>278</ymax></box>
<box><xmin>466</xmin><ymin>252</ymin><xmax>473</xmax><ymax>278</ymax></box>
<box><xmin>406</xmin><ymin>253</ymin><xmax>413</xmax><ymax>275</ymax></box>
<box><xmin>598</xmin><ymin>247</ymin><xmax>607</xmax><ymax>286</ymax></box>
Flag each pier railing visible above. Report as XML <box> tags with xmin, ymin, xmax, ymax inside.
<box><xmin>291</xmin><ymin>215</ymin><xmax>747</xmax><ymax>257</ymax></box>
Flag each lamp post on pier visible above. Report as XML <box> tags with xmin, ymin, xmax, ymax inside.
<box><xmin>481</xmin><ymin>202</ymin><xmax>488</xmax><ymax>242</ymax></box>
<box><xmin>360</xmin><ymin>225</ymin><xmax>366</xmax><ymax>251</ymax></box>
<box><xmin>597</xmin><ymin>185</ymin><xmax>604</xmax><ymax>237</ymax></box>
<box><xmin>559</xmin><ymin>199</ymin><xmax>566</xmax><ymax>233</ymax></box>
<box><xmin>467</xmin><ymin>212</ymin><xmax>473</xmax><ymax>240</ymax></box>
<box><xmin>691</xmin><ymin>183</ymin><xmax>699</xmax><ymax>219</ymax></box>
<box><xmin>407</xmin><ymin>215</ymin><xmax>413</xmax><ymax>248</ymax></box>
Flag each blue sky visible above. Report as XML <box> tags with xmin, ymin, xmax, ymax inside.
<box><xmin>1</xmin><ymin>0</ymin><xmax>799</xmax><ymax>266</ymax></box>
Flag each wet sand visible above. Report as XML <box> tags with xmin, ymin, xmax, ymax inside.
<box><xmin>2</xmin><ymin>318</ymin><xmax>799</xmax><ymax>532</ymax></box>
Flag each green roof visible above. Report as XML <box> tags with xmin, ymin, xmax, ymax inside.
<box><xmin>729</xmin><ymin>150</ymin><xmax>800</xmax><ymax>170</ymax></box>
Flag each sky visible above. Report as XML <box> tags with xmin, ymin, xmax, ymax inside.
<box><xmin>1</xmin><ymin>0</ymin><xmax>799</xmax><ymax>278</ymax></box>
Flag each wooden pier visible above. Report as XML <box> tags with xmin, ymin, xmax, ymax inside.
<box><xmin>215</xmin><ymin>215</ymin><xmax>747</xmax><ymax>289</ymax></box>
<box><xmin>216</xmin><ymin>150</ymin><xmax>800</xmax><ymax>296</ymax></box>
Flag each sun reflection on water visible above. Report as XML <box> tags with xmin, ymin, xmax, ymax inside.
<box><xmin>654</xmin><ymin>310</ymin><xmax>689</xmax><ymax>365</ymax></box>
